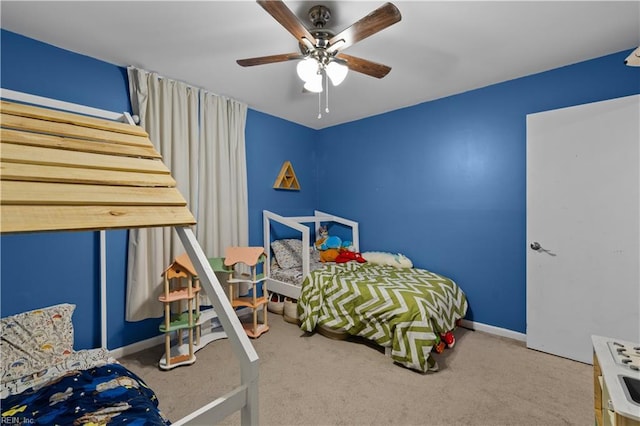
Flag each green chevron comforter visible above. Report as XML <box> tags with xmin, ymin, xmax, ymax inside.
<box><xmin>298</xmin><ymin>262</ymin><xmax>467</xmax><ymax>372</ymax></box>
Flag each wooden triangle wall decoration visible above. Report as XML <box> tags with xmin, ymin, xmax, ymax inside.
<box><xmin>273</xmin><ymin>161</ymin><xmax>300</xmax><ymax>190</ymax></box>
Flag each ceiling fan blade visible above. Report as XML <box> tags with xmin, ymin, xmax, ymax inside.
<box><xmin>257</xmin><ymin>0</ymin><xmax>317</xmax><ymax>46</ymax></box>
<box><xmin>336</xmin><ymin>53</ymin><xmax>392</xmax><ymax>79</ymax></box>
<box><xmin>328</xmin><ymin>2</ymin><xmax>401</xmax><ymax>52</ymax></box>
<box><xmin>237</xmin><ymin>52</ymin><xmax>304</xmax><ymax>67</ymax></box>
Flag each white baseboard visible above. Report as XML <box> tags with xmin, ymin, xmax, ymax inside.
<box><xmin>109</xmin><ymin>317</ymin><xmax>525</xmax><ymax>358</ymax></box>
<box><xmin>109</xmin><ymin>334</ymin><xmax>165</xmax><ymax>359</ymax></box>
<box><xmin>109</xmin><ymin>307</ymin><xmax>252</xmax><ymax>359</ymax></box>
<box><xmin>459</xmin><ymin>319</ymin><xmax>526</xmax><ymax>342</ymax></box>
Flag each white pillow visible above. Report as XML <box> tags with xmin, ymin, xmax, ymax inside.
<box><xmin>361</xmin><ymin>251</ymin><xmax>413</xmax><ymax>268</ymax></box>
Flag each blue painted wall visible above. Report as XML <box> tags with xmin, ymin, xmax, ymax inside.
<box><xmin>246</xmin><ymin>110</ymin><xmax>319</xmax><ymax>246</ymax></box>
<box><xmin>1</xmin><ymin>28</ymin><xmax>638</xmax><ymax>348</ymax></box>
<box><xmin>317</xmin><ymin>49</ymin><xmax>640</xmax><ymax>333</ymax></box>
<box><xmin>0</xmin><ymin>30</ymin><xmax>130</xmax><ymax>112</ymax></box>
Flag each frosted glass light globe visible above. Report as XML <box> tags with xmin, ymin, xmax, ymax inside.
<box><xmin>297</xmin><ymin>58</ymin><xmax>319</xmax><ymax>82</ymax></box>
<box><xmin>326</xmin><ymin>60</ymin><xmax>348</xmax><ymax>86</ymax></box>
<box><xmin>303</xmin><ymin>73</ymin><xmax>323</xmax><ymax>93</ymax></box>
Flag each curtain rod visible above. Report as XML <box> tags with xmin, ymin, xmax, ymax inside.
<box><xmin>126</xmin><ymin>65</ymin><xmax>246</xmax><ymax>106</ymax></box>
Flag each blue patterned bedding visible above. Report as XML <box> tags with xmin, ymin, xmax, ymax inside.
<box><xmin>1</xmin><ymin>362</ymin><xmax>169</xmax><ymax>425</ymax></box>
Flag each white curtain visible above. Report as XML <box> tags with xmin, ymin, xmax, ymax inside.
<box><xmin>125</xmin><ymin>67</ymin><xmax>248</xmax><ymax>321</ymax></box>
<box><xmin>197</xmin><ymin>91</ymin><xmax>249</xmax><ymax>254</ymax></box>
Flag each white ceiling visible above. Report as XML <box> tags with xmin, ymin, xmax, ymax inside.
<box><xmin>2</xmin><ymin>1</ymin><xmax>638</xmax><ymax>129</ymax></box>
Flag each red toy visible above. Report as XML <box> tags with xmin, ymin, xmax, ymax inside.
<box><xmin>334</xmin><ymin>250</ymin><xmax>367</xmax><ymax>264</ymax></box>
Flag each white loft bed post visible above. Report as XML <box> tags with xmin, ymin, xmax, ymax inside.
<box><xmin>99</xmin><ymin>231</ymin><xmax>108</xmax><ymax>350</ymax></box>
<box><xmin>263</xmin><ymin>212</ymin><xmax>271</xmax><ymax>282</ymax></box>
<box><xmin>175</xmin><ymin>226</ymin><xmax>259</xmax><ymax>426</ymax></box>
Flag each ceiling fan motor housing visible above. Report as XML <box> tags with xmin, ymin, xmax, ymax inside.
<box><xmin>308</xmin><ymin>5</ymin><xmax>331</xmax><ymax>28</ymax></box>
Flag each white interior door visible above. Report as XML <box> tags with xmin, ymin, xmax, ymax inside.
<box><xmin>526</xmin><ymin>95</ymin><xmax>640</xmax><ymax>364</ymax></box>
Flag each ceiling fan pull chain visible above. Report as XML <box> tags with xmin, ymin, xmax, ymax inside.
<box><xmin>317</xmin><ymin>91</ymin><xmax>322</xmax><ymax>119</ymax></box>
<box><xmin>325</xmin><ymin>72</ymin><xmax>330</xmax><ymax>114</ymax></box>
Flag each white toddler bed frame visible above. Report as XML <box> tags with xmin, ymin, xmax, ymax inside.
<box><xmin>0</xmin><ymin>89</ymin><xmax>258</xmax><ymax>425</ymax></box>
<box><xmin>263</xmin><ymin>209</ymin><xmax>360</xmax><ymax>300</ymax></box>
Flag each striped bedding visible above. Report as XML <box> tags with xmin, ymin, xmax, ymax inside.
<box><xmin>298</xmin><ymin>262</ymin><xmax>468</xmax><ymax>372</ymax></box>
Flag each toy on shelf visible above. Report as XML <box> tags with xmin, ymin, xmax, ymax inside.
<box><xmin>225</xmin><ymin>247</ymin><xmax>269</xmax><ymax>338</ymax></box>
<box><xmin>158</xmin><ymin>253</ymin><xmax>227</xmax><ymax>370</ymax></box>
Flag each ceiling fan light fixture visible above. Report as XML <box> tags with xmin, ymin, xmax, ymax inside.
<box><xmin>303</xmin><ymin>72</ymin><xmax>323</xmax><ymax>93</ymax></box>
<box><xmin>326</xmin><ymin>59</ymin><xmax>348</xmax><ymax>86</ymax></box>
<box><xmin>296</xmin><ymin>57</ymin><xmax>319</xmax><ymax>82</ymax></box>
<box><xmin>238</xmin><ymin>1</ymin><xmax>401</xmax><ymax>119</ymax></box>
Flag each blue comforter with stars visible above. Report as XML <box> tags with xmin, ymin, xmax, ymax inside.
<box><xmin>1</xmin><ymin>363</ymin><xmax>170</xmax><ymax>425</ymax></box>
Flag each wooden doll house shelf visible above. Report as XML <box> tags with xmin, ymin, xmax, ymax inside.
<box><xmin>158</xmin><ymin>253</ymin><xmax>226</xmax><ymax>370</ymax></box>
<box><xmin>225</xmin><ymin>247</ymin><xmax>270</xmax><ymax>338</ymax></box>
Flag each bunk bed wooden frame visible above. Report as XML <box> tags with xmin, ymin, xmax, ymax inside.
<box><xmin>0</xmin><ymin>89</ymin><xmax>259</xmax><ymax>425</ymax></box>
<box><xmin>263</xmin><ymin>209</ymin><xmax>359</xmax><ymax>300</ymax></box>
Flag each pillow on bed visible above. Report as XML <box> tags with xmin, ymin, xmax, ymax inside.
<box><xmin>0</xmin><ymin>347</ymin><xmax>113</xmax><ymax>399</ymax></box>
<box><xmin>361</xmin><ymin>251</ymin><xmax>413</xmax><ymax>268</ymax></box>
<box><xmin>271</xmin><ymin>238</ymin><xmax>305</xmax><ymax>269</ymax></box>
<box><xmin>1</xmin><ymin>303</ymin><xmax>76</xmax><ymax>384</ymax></box>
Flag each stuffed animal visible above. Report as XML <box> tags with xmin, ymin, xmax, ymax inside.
<box><xmin>320</xmin><ymin>248</ymin><xmax>340</xmax><ymax>263</ymax></box>
<box><xmin>315</xmin><ymin>227</ymin><xmax>357</xmax><ymax>262</ymax></box>
<box><xmin>320</xmin><ymin>235</ymin><xmax>342</xmax><ymax>251</ymax></box>
<box><xmin>335</xmin><ymin>250</ymin><xmax>366</xmax><ymax>264</ymax></box>
<box><xmin>361</xmin><ymin>251</ymin><xmax>413</xmax><ymax>268</ymax></box>
<box><xmin>341</xmin><ymin>240</ymin><xmax>354</xmax><ymax>251</ymax></box>
<box><xmin>315</xmin><ymin>225</ymin><xmax>329</xmax><ymax>250</ymax></box>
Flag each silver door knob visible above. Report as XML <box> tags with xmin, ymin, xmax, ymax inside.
<box><xmin>530</xmin><ymin>242</ymin><xmax>541</xmax><ymax>251</ymax></box>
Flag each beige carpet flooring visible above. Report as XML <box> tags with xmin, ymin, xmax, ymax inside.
<box><xmin>119</xmin><ymin>315</ymin><xmax>593</xmax><ymax>425</ymax></box>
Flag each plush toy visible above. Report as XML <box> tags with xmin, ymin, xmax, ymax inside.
<box><xmin>320</xmin><ymin>235</ymin><xmax>342</xmax><ymax>251</ymax></box>
<box><xmin>341</xmin><ymin>240</ymin><xmax>354</xmax><ymax>251</ymax></box>
<box><xmin>320</xmin><ymin>248</ymin><xmax>340</xmax><ymax>263</ymax></box>
<box><xmin>314</xmin><ymin>225</ymin><xmax>329</xmax><ymax>250</ymax></box>
<box><xmin>335</xmin><ymin>250</ymin><xmax>366</xmax><ymax>264</ymax></box>
<box><xmin>361</xmin><ymin>251</ymin><xmax>413</xmax><ymax>268</ymax></box>
<box><xmin>315</xmin><ymin>227</ymin><xmax>358</xmax><ymax>262</ymax></box>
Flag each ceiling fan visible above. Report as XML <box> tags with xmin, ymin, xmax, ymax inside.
<box><xmin>237</xmin><ymin>1</ymin><xmax>402</xmax><ymax>95</ymax></box>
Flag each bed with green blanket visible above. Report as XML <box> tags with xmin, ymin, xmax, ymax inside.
<box><xmin>298</xmin><ymin>262</ymin><xmax>468</xmax><ymax>372</ymax></box>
